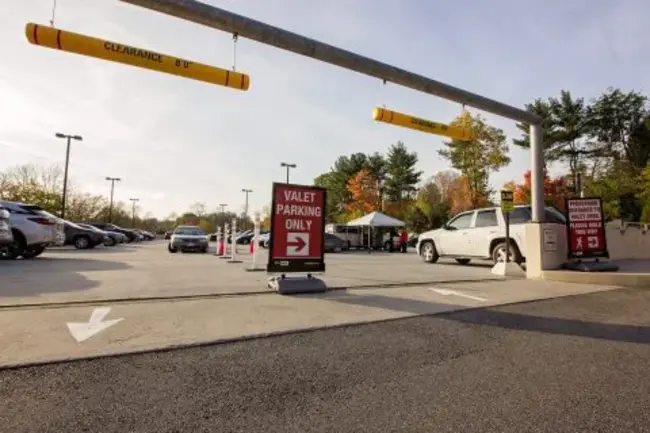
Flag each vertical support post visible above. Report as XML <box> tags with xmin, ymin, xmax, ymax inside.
<box><xmin>228</xmin><ymin>217</ymin><xmax>241</xmax><ymax>263</ymax></box>
<box><xmin>214</xmin><ymin>227</ymin><xmax>222</xmax><ymax>256</ymax></box>
<box><xmin>247</xmin><ymin>211</ymin><xmax>264</xmax><ymax>271</ymax></box>
<box><xmin>505</xmin><ymin>211</ymin><xmax>511</xmax><ymax>263</ymax></box>
<box><xmin>220</xmin><ymin>223</ymin><xmax>230</xmax><ymax>259</ymax></box>
<box><xmin>530</xmin><ymin>124</ymin><xmax>545</xmax><ymax>223</ymax></box>
<box><xmin>61</xmin><ymin>136</ymin><xmax>71</xmax><ymax>219</ymax></box>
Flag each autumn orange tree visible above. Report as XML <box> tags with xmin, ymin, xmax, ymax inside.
<box><xmin>504</xmin><ymin>170</ymin><xmax>571</xmax><ymax>211</ymax></box>
<box><xmin>346</xmin><ymin>168</ymin><xmax>379</xmax><ymax>217</ymax></box>
<box><xmin>448</xmin><ymin>176</ymin><xmax>491</xmax><ymax>215</ymax></box>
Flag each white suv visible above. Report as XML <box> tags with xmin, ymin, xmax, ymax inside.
<box><xmin>416</xmin><ymin>205</ymin><xmax>566</xmax><ymax>265</ymax></box>
<box><xmin>0</xmin><ymin>201</ymin><xmax>65</xmax><ymax>259</ymax></box>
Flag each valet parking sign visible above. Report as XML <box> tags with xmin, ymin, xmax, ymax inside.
<box><xmin>267</xmin><ymin>183</ymin><xmax>326</xmax><ymax>273</ymax></box>
<box><xmin>566</xmin><ymin>197</ymin><xmax>609</xmax><ymax>259</ymax></box>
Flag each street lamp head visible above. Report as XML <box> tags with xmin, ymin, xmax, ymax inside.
<box><xmin>281</xmin><ymin>162</ymin><xmax>297</xmax><ymax>168</ymax></box>
<box><xmin>55</xmin><ymin>133</ymin><xmax>66</xmax><ymax>138</ymax></box>
<box><xmin>72</xmin><ymin>135</ymin><xmax>83</xmax><ymax>141</ymax></box>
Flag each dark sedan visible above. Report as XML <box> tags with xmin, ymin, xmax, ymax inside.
<box><xmin>64</xmin><ymin>221</ymin><xmax>106</xmax><ymax>249</ymax></box>
<box><xmin>90</xmin><ymin>223</ymin><xmax>139</xmax><ymax>243</ymax></box>
<box><xmin>324</xmin><ymin>233</ymin><xmax>348</xmax><ymax>253</ymax></box>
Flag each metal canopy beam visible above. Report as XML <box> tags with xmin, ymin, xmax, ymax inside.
<box><xmin>120</xmin><ymin>0</ymin><xmax>545</xmax><ymax>222</ymax></box>
<box><xmin>120</xmin><ymin>0</ymin><xmax>541</xmax><ymax>125</ymax></box>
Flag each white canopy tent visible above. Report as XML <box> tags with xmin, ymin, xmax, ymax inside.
<box><xmin>345</xmin><ymin>212</ymin><xmax>405</xmax><ymax>251</ymax></box>
<box><xmin>346</xmin><ymin>211</ymin><xmax>405</xmax><ymax>227</ymax></box>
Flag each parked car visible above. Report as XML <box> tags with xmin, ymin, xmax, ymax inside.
<box><xmin>89</xmin><ymin>223</ymin><xmax>139</xmax><ymax>243</ymax></box>
<box><xmin>63</xmin><ymin>221</ymin><xmax>106</xmax><ymax>249</ymax></box>
<box><xmin>416</xmin><ymin>205</ymin><xmax>566</xmax><ymax>265</ymax></box>
<box><xmin>0</xmin><ymin>201</ymin><xmax>64</xmax><ymax>259</ymax></box>
<box><xmin>168</xmin><ymin>225</ymin><xmax>209</xmax><ymax>253</ymax></box>
<box><xmin>77</xmin><ymin>223</ymin><xmax>123</xmax><ymax>246</ymax></box>
<box><xmin>324</xmin><ymin>233</ymin><xmax>348</xmax><ymax>252</ymax></box>
<box><xmin>134</xmin><ymin>229</ymin><xmax>155</xmax><ymax>241</ymax></box>
<box><xmin>0</xmin><ymin>207</ymin><xmax>14</xmax><ymax>252</ymax></box>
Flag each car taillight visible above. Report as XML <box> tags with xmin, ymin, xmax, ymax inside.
<box><xmin>28</xmin><ymin>217</ymin><xmax>55</xmax><ymax>226</ymax></box>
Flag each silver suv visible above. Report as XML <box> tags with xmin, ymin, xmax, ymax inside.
<box><xmin>0</xmin><ymin>201</ymin><xmax>65</xmax><ymax>259</ymax></box>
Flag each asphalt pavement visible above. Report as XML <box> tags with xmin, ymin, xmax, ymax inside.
<box><xmin>2</xmin><ymin>287</ymin><xmax>649</xmax><ymax>433</ymax></box>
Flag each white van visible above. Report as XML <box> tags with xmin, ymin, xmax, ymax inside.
<box><xmin>325</xmin><ymin>224</ymin><xmax>364</xmax><ymax>248</ymax></box>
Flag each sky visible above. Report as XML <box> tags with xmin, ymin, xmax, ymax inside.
<box><xmin>1</xmin><ymin>0</ymin><xmax>649</xmax><ymax>219</ymax></box>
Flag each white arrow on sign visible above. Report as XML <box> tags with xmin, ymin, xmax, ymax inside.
<box><xmin>66</xmin><ymin>307</ymin><xmax>123</xmax><ymax>343</ymax></box>
<box><xmin>429</xmin><ymin>288</ymin><xmax>487</xmax><ymax>302</ymax></box>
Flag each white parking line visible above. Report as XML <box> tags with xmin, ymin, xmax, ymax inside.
<box><xmin>429</xmin><ymin>288</ymin><xmax>487</xmax><ymax>302</ymax></box>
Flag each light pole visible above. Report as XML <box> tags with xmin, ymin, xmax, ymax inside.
<box><xmin>280</xmin><ymin>162</ymin><xmax>296</xmax><ymax>183</ymax></box>
<box><xmin>241</xmin><ymin>189</ymin><xmax>252</xmax><ymax>217</ymax></box>
<box><xmin>218</xmin><ymin>203</ymin><xmax>227</xmax><ymax>214</ymax></box>
<box><xmin>55</xmin><ymin>132</ymin><xmax>82</xmax><ymax>219</ymax></box>
<box><xmin>129</xmin><ymin>198</ymin><xmax>139</xmax><ymax>228</ymax></box>
<box><xmin>105</xmin><ymin>177</ymin><xmax>121</xmax><ymax>223</ymax></box>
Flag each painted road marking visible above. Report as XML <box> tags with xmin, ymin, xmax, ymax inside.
<box><xmin>66</xmin><ymin>307</ymin><xmax>124</xmax><ymax>343</ymax></box>
<box><xmin>429</xmin><ymin>288</ymin><xmax>487</xmax><ymax>302</ymax></box>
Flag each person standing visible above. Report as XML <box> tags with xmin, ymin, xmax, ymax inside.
<box><xmin>399</xmin><ymin>229</ymin><xmax>408</xmax><ymax>253</ymax></box>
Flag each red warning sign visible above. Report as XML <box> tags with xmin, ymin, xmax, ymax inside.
<box><xmin>565</xmin><ymin>197</ymin><xmax>608</xmax><ymax>259</ymax></box>
<box><xmin>267</xmin><ymin>183</ymin><xmax>326</xmax><ymax>273</ymax></box>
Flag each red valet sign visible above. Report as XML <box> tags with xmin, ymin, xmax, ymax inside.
<box><xmin>565</xmin><ymin>197</ymin><xmax>609</xmax><ymax>260</ymax></box>
<box><xmin>267</xmin><ymin>183</ymin><xmax>326</xmax><ymax>273</ymax></box>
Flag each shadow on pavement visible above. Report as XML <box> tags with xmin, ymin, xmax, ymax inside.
<box><xmin>45</xmin><ymin>245</ymin><xmax>140</xmax><ymax>254</ymax></box>
<box><xmin>322</xmin><ymin>290</ymin><xmax>650</xmax><ymax>344</ymax></box>
<box><xmin>445</xmin><ymin>308</ymin><xmax>650</xmax><ymax>344</ymax></box>
<box><xmin>0</xmin><ymin>257</ymin><xmax>131</xmax><ymax>298</ymax></box>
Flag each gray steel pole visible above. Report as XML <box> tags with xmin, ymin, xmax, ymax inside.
<box><xmin>121</xmin><ymin>0</ymin><xmax>546</xmax><ymax>221</ymax></box>
<box><xmin>120</xmin><ymin>0</ymin><xmax>541</xmax><ymax>125</ymax></box>
<box><xmin>529</xmin><ymin>124</ymin><xmax>544</xmax><ymax>223</ymax></box>
<box><xmin>61</xmin><ymin>136</ymin><xmax>71</xmax><ymax>219</ymax></box>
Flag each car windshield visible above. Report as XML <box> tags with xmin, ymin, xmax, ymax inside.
<box><xmin>174</xmin><ymin>227</ymin><xmax>205</xmax><ymax>236</ymax></box>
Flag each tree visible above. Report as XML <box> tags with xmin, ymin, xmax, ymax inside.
<box><xmin>314</xmin><ymin>152</ymin><xmax>387</xmax><ymax>221</ymax></box>
<box><xmin>384</xmin><ymin>141</ymin><xmax>422</xmax><ymax>203</ymax></box>
<box><xmin>589</xmin><ymin>88</ymin><xmax>650</xmax><ymax>172</ymax></box>
<box><xmin>505</xmin><ymin>170</ymin><xmax>571</xmax><ymax>211</ymax></box>
<box><xmin>513</xmin><ymin>98</ymin><xmax>557</xmax><ymax>164</ymax></box>
<box><xmin>413</xmin><ymin>177</ymin><xmax>450</xmax><ymax>231</ymax></box>
<box><xmin>438</xmin><ymin>111</ymin><xmax>510</xmax><ymax>203</ymax></box>
<box><xmin>0</xmin><ymin>163</ymin><xmax>64</xmax><ymax>214</ymax></box>
<box><xmin>189</xmin><ymin>202</ymin><xmax>207</xmax><ymax>217</ymax></box>
<box><xmin>448</xmin><ymin>176</ymin><xmax>487</xmax><ymax>215</ymax></box>
<box><xmin>346</xmin><ymin>168</ymin><xmax>379</xmax><ymax>216</ymax></box>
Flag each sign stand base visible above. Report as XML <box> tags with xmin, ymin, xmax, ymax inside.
<box><xmin>246</xmin><ymin>266</ymin><xmax>265</xmax><ymax>272</ymax></box>
<box><xmin>563</xmin><ymin>260</ymin><xmax>619</xmax><ymax>272</ymax></box>
<box><xmin>490</xmin><ymin>261</ymin><xmax>523</xmax><ymax>277</ymax></box>
<box><xmin>268</xmin><ymin>274</ymin><xmax>327</xmax><ymax>294</ymax></box>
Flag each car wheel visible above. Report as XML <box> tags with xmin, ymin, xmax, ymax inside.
<box><xmin>419</xmin><ymin>240</ymin><xmax>439</xmax><ymax>263</ymax></box>
<box><xmin>201</xmin><ymin>247</ymin><xmax>208</xmax><ymax>253</ymax></box>
<box><xmin>22</xmin><ymin>246</ymin><xmax>46</xmax><ymax>259</ymax></box>
<box><xmin>0</xmin><ymin>230</ymin><xmax>26</xmax><ymax>260</ymax></box>
<box><xmin>492</xmin><ymin>242</ymin><xmax>522</xmax><ymax>265</ymax></box>
<box><xmin>334</xmin><ymin>246</ymin><xmax>342</xmax><ymax>253</ymax></box>
<box><xmin>168</xmin><ymin>244</ymin><xmax>177</xmax><ymax>253</ymax></box>
<box><xmin>455</xmin><ymin>258</ymin><xmax>471</xmax><ymax>265</ymax></box>
<box><xmin>74</xmin><ymin>236</ymin><xmax>90</xmax><ymax>250</ymax></box>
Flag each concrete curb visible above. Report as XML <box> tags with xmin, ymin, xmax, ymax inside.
<box><xmin>0</xmin><ymin>286</ymin><xmax>626</xmax><ymax>371</ymax></box>
<box><xmin>0</xmin><ymin>277</ymin><xmax>514</xmax><ymax>311</ymax></box>
<box><xmin>542</xmin><ymin>271</ymin><xmax>650</xmax><ymax>288</ymax></box>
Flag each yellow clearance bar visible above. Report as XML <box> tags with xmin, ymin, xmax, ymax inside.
<box><xmin>25</xmin><ymin>23</ymin><xmax>250</xmax><ymax>91</ymax></box>
<box><xmin>373</xmin><ymin>107</ymin><xmax>474</xmax><ymax>141</ymax></box>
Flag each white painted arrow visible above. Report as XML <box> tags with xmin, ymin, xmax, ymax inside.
<box><xmin>66</xmin><ymin>307</ymin><xmax>124</xmax><ymax>343</ymax></box>
<box><xmin>429</xmin><ymin>288</ymin><xmax>487</xmax><ymax>302</ymax></box>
